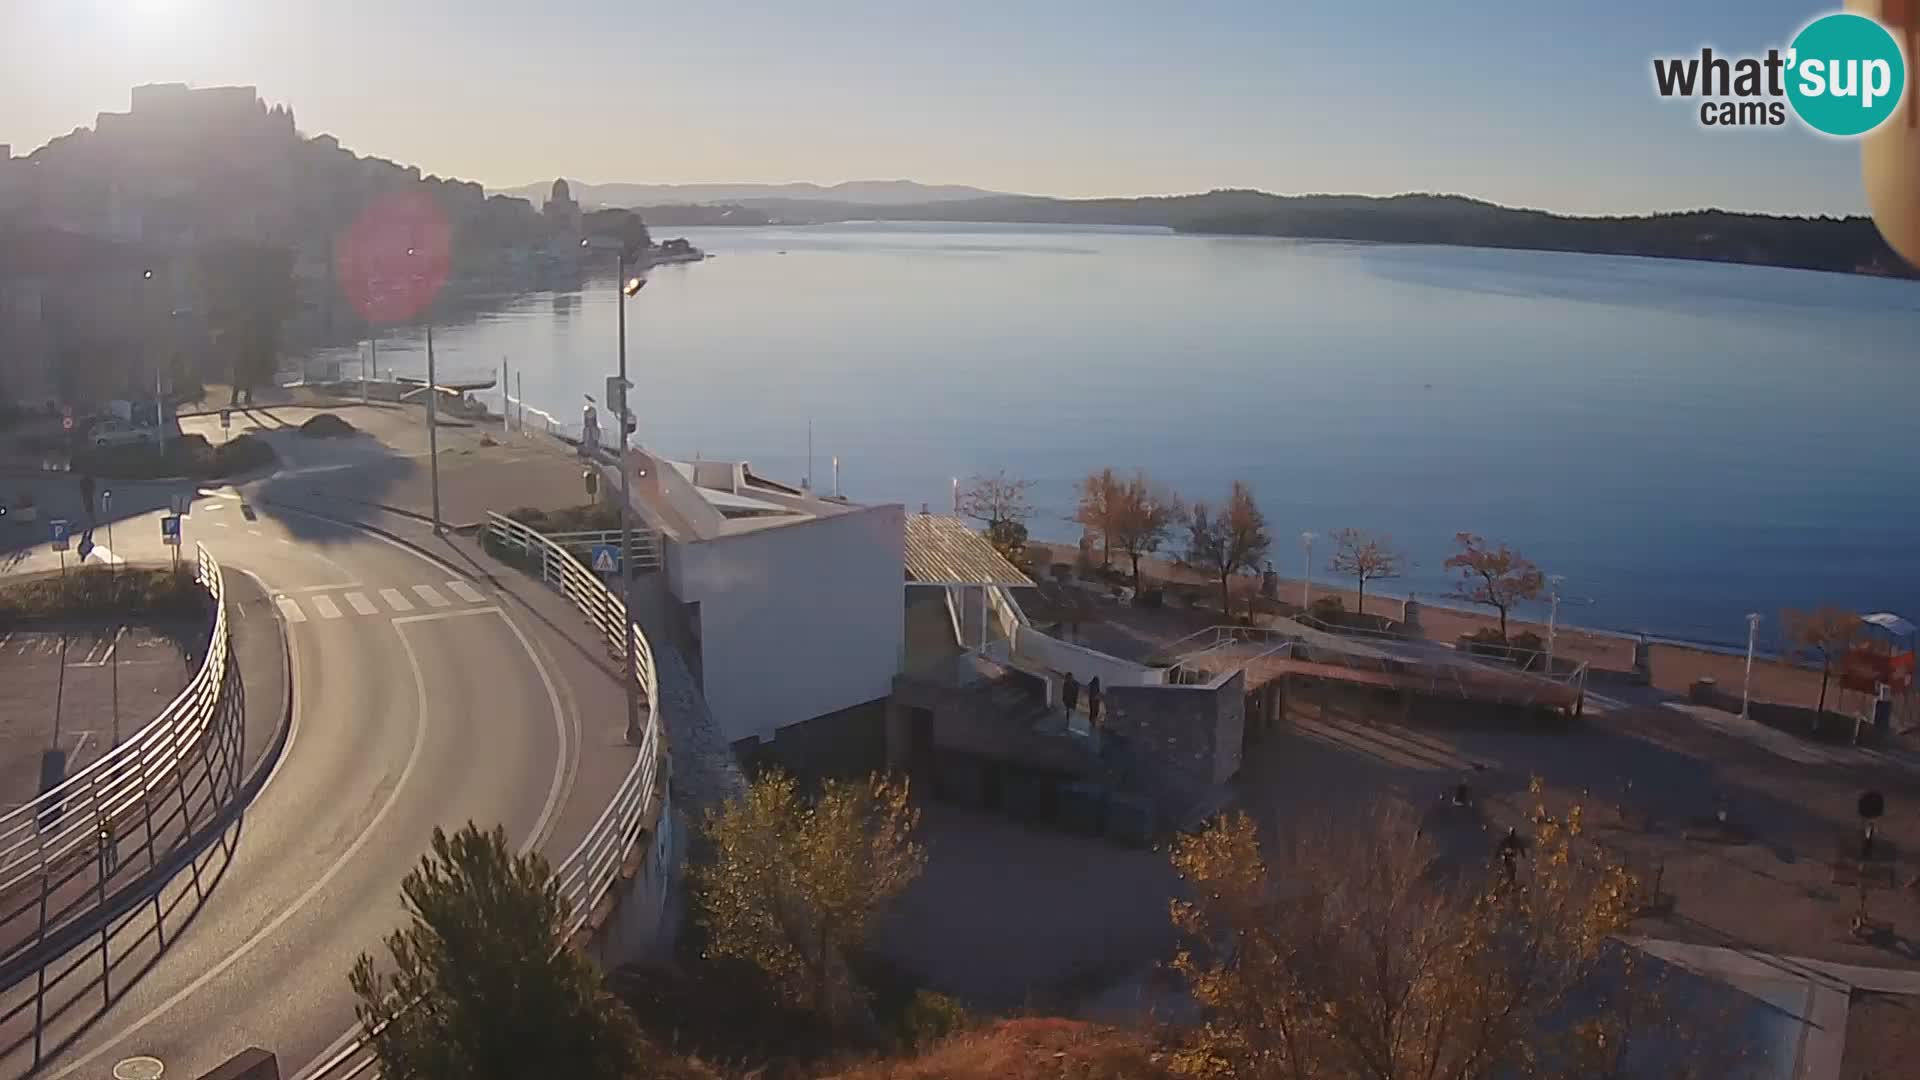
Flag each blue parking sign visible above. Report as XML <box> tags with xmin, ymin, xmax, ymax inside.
<box><xmin>49</xmin><ymin>519</ymin><xmax>70</xmax><ymax>551</ymax></box>
<box><xmin>160</xmin><ymin>515</ymin><xmax>182</xmax><ymax>546</ymax></box>
<box><xmin>590</xmin><ymin>544</ymin><xmax>620</xmax><ymax>573</ymax></box>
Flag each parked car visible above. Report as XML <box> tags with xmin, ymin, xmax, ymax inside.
<box><xmin>89</xmin><ymin>418</ymin><xmax>159</xmax><ymax>448</ymax></box>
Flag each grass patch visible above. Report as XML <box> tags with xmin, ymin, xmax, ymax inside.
<box><xmin>75</xmin><ymin>433</ymin><xmax>278</xmax><ymax>480</ymax></box>
<box><xmin>827</xmin><ymin>1019</ymin><xmax>1172</xmax><ymax>1080</ymax></box>
<box><xmin>0</xmin><ymin>565</ymin><xmax>206</xmax><ymax>622</ymax></box>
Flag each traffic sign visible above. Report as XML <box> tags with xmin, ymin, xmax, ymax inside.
<box><xmin>220</xmin><ymin>409</ymin><xmax>232</xmax><ymax>430</ymax></box>
<box><xmin>49</xmin><ymin>519</ymin><xmax>70</xmax><ymax>551</ymax></box>
<box><xmin>170</xmin><ymin>493</ymin><xmax>191</xmax><ymax>516</ymax></box>
<box><xmin>160</xmin><ymin>515</ymin><xmax>182</xmax><ymax>546</ymax></box>
<box><xmin>590</xmin><ymin>544</ymin><xmax>620</xmax><ymax>573</ymax></box>
<box><xmin>61</xmin><ymin>415</ymin><xmax>73</xmax><ymax>432</ymax></box>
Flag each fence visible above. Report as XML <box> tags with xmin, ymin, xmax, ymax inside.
<box><xmin>303</xmin><ymin>513</ymin><xmax>669</xmax><ymax>1079</ymax></box>
<box><xmin>540</xmin><ymin>528</ymin><xmax>664</xmax><ymax>574</ymax></box>
<box><xmin>0</xmin><ymin>544</ymin><xmax>243</xmax><ymax>1062</ymax></box>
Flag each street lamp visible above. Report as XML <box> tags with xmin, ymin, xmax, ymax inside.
<box><xmin>1300</xmin><ymin>531</ymin><xmax>1316</xmax><ymax>611</ymax></box>
<box><xmin>1742</xmin><ymin>613</ymin><xmax>1762</xmax><ymax>717</ymax></box>
<box><xmin>405</xmin><ymin>246</ymin><xmax>444</xmax><ymax>535</ymax></box>
<box><xmin>584</xmin><ymin>236</ymin><xmax>648</xmax><ymax>745</ymax></box>
<box><xmin>1546</xmin><ymin>574</ymin><xmax>1566</xmax><ymax>671</ymax></box>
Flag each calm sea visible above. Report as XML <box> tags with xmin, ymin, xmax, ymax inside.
<box><xmin>308</xmin><ymin>222</ymin><xmax>1920</xmax><ymax>649</ymax></box>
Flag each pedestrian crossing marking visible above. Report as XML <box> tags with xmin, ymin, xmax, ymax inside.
<box><xmin>380</xmin><ymin>588</ymin><xmax>414</xmax><ymax>612</ymax></box>
<box><xmin>446</xmin><ymin>580</ymin><xmax>485</xmax><ymax>603</ymax></box>
<box><xmin>311</xmin><ymin>595</ymin><xmax>343</xmax><ymax>620</ymax></box>
<box><xmin>276</xmin><ymin>597</ymin><xmax>307</xmax><ymax>624</ymax></box>
<box><xmin>345</xmin><ymin>592</ymin><xmax>379</xmax><ymax>616</ymax></box>
<box><xmin>412</xmin><ymin>584</ymin><xmax>451</xmax><ymax>609</ymax></box>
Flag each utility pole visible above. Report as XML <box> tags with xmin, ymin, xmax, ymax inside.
<box><xmin>1546</xmin><ymin>574</ymin><xmax>1565</xmax><ymax>672</ymax></box>
<box><xmin>426</xmin><ymin>324</ymin><xmax>441</xmax><ymax>535</ymax></box>
<box><xmin>616</xmin><ymin>254</ymin><xmax>643</xmax><ymax>746</ymax></box>
<box><xmin>501</xmin><ymin>357</ymin><xmax>511</xmax><ymax>435</ymax></box>
<box><xmin>1742</xmin><ymin>613</ymin><xmax>1762</xmax><ymax>718</ymax></box>
<box><xmin>1300</xmin><ymin>531</ymin><xmax>1316</xmax><ymax>610</ymax></box>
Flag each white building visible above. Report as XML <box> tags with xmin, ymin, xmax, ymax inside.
<box><xmin>618</xmin><ymin>448</ymin><xmax>906</xmax><ymax>746</ymax></box>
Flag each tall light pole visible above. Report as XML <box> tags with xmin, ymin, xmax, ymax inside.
<box><xmin>409</xmin><ymin>247</ymin><xmax>443</xmax><ymax>536</ymax></box>
<box><xmin>1742</xmin><ymin>613</ymin><xmax>1762</xmax><ymax>718</ymax></box>
<box><xmin>103</xmin><ymin>488</ymin><xmax>119</xmax><ymax>748</ymax></box>
<box><xmin>1300</xmin><ymin>531</ymin><xmax>1316</xmax><ymax>610</ymax></box>
<box><xmin>1546</xmin><ymin>574</ymin><xmax>1566</xmax><ymax>672</ymax></box>
<box><xmin>587</xmin><ymin>237</ymin><xmax>647</xmax><ymax>745</ymax></box>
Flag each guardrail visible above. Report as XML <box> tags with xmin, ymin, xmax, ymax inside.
<box><xmin>539</xmin><ymin>528</ymin><xmax>664</xmax><ymax>574</ymax></box>
<box><xmin>305</xmin><ymin>513</ymin><xmax>669</xmax><ymax>1079</ymax></box>
<box><xmin>0</xmin><ymin>544</ymin><xmax>241</xmax><ymax>1000</ymax></box>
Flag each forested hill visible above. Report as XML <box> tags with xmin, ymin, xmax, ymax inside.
<box><xmin>750</xmin><ymin>190</ymin><xmax>1915</xmax><ymax>279</ymax></box>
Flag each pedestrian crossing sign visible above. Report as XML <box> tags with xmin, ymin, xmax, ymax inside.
<box><xmin>590</xmin><ymin>544</ymin><xmax>619</xmax><ymax>573</ymax></box>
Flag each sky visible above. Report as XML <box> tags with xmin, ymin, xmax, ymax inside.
<box><xmin>0</xmin><ymin>0</ymin><xmax>1883</xmax><ymax>215</ymax></box>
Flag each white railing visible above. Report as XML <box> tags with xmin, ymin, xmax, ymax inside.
<box><xmin>0</xmin><ymin>544</ymin><xmax>238</xmax><ymax>979</ymax></box>
<box><xmin>305</xmin><ymin>514</ymin><xmax>669</xmax><ymax>1080</ymax></box>
<box><xmin>539</xmin><ymin>528</ymin><xmax>664</xmax><ymax>573</ymax></box>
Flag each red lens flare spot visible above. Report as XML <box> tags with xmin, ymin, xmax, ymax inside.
<box><xmin>336</xmin><ymin>190</ymin><xmax>452</xmax><ymax>326</ymax></box>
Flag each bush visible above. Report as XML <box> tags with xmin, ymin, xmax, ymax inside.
<box><xmin>75</xmin><ymin>432</ymin><xmax>277</xmax><ymax>480</ymax></box>
<box><xmin>892</xmin><ymin>990</ymin><xmax>970</xmax><ymax>1054</ymax></box>
<box><xmin>506</xmin><ymin>503</ymin><xmax>622</xmax><ymax>533</ymax></box>
<box><xmin>833</xmin><ymin>1019</ymin><xmax>1171</xmax><ymax>1080</ymax></box>
<box><xmin>1307</xmin><ymin>595</ymin><xmax>1347</xmax><ymax>623</ymax></box>
<box><xmin>299</xmin><ymin>413</ymin><xmax>356</xmax><ymax>437</ymax></box>
<box><xmin>0</xmin><ymin>565</ymin><xmax>204</xmax><ymax>621</ymax></box>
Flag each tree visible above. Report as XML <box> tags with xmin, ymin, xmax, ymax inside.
<box><xmin>1184</xmin><ymin>481</ymin><xmax>1270</xmax><ymax>616</ymax></box>
<box><xmin>1111</xmin><ymin>472</ymin><xmax>1181</xmax><ymax>591</ymax></box>
<box><xmin>1073</xmin><ymin>467</ymin><xmax>1122</xmax><ymax>569</ymax></box>
<box><xmin>1168</xmin><ymin>800</ymin><xmax>1723</xmax><ymax>1080</ymax></box>
<box><xmin>1783</xmin><ymin>607</ymin><xmax>1862</xmax><ymax>716</ymax></box>
<box><xmin>1443</xmin><ymin>532</ymin><xmax>1544</xmax><ymax>641</ymax></box>
<box><xmin>1326</xmin><ymin>528</ymin><xmax>1403</xmax><ymax>617</ymax></box>
<box><xmin>348</xmin><ymin>822</ymin><xmax>645</xmax><ymax>1080</ymax></box>
<box><xmin>201</xmin><ymin>243</ymin><xmax>296</xmax><ymax>403</ymax></box>
<box><xmin>694</xmin><ymin>771</ymin><xmax>925</xmax><ymax>1030</ymax></box>
<box><xmin>960</xmin><ymin>469</ymin><xmax>1034</xmax><ymax>566</ymax></box>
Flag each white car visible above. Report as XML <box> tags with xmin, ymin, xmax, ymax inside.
<box><xmin>90</xmin><ymin>419</ymin><xmax>159</xmax><ymax>448</ymax></box>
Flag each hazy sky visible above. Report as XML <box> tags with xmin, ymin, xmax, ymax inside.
<box><xmin>0</xmin><ymin>0</ymin><xmax>1878</xmax><ymax>215</ymax></box>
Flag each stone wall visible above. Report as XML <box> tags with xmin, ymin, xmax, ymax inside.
<box><xmin>1104</xmin><ymin>670</ymin><xmax>1245</xmax><ymax>818</ymax></box>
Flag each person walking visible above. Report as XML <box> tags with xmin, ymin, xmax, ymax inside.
<box><xmin>79</xmin><ymin>472</ymin><xmax>96</xmax><ymax>521</ymax></box>
<box><xmin>1062</xmin><ymin>672</ymin><xmax>1080</xmax><ymax>718</ymax></box>
<box><xmin>1086</xmin><ymin>676</ymin><xmax>1103</xmax><ymax>729</ymax></box>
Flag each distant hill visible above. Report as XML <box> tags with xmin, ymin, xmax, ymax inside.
<box><xmin>497</xmin><ymin>179</ymin><xmax>1007</xmax><ymax>208</ymax></box>
<box><xmin>726</xmin><ymin>189</ymin><xmax>1914</xmax><ymax>279</ymax></box>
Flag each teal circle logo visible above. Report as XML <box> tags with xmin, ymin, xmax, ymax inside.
<box><xmin>1786</xmin><ymin>13</ymin><xmax>1906</xmax><ymax>137</ymax></box>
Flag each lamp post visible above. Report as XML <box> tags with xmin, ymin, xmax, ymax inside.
<box><xmin>1546</xmin><ymin>574</ymin><xmax>1565</xmax><ymax>671</ymax></box>
<box><xmin>1300</xmin><ymin>531</ymin><xmax>1316</xmax><ymax>610</ymax></box>
<box><xmin>103</xmin><ymin>488</ymin><xmax>119</xmax><ymax>747</ymax></box>
<box><xmin>408</xmin><ymin>247</ymin><xmax>443</xmax><ymax>536</ymax></box>
<box><xmin>1742</xmin><ymin>613</ymin><xmax>1762</xmax><ymax>718</ymax></box>
<box><xmin>586</xmin><ymin>237</ymin><xmax>647</xmax><ymax>745</ymax></box>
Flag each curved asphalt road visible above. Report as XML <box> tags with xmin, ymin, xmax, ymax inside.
<box><xmin>0</xmin><ymin>488</ymin><xmax>581</xmax><ymax>1078</ymax></box>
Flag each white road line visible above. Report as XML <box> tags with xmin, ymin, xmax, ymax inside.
<box><xmin>248</xmin><ymin>529</ymin><xmax>264</xmax><ymax>537</ymax></box>
<box><xmin>412</xmin><ymin>583</ymin><xmax>451</xmax><ymax>608</ymax></box>
<box><xmin>293</xmin><ymin>583</ymin><xmax>361</xmax><ymax>593</ymax></box>
<box><xmin>213</xmin><ymin>522</ymin><xmax>229</xmax><ymax>528</ymax></box>
<box><xmin>274</xmin><ymin>596</ymin><xmax>307</xmax><ymax>623</ymax></box>
<box><xmin>392</xmin><ymin>605</ymin><xmax>501</xmax><ymax>625</ymax></box>
<box><xmin>45</xmin><ymin>594</ymin><xmax>432</xmax><ymax>1080</ymax></box>
<box><xmin>344</xmin><ymin>592</ymin><xmax>378</xmax><ymax>616</ymax></box>
<box><xmin>379</xmin><ymin>587</ymin><xmax>414</xmax><ymax>612</ymax></box>
<box><xmin>446</xmin><ymin>580</ymin><xmax>485</xmax><ymax>604</ymax></box>
<box><xmin>310</xmin><ymin>594</ymin><xmax>343</xmax><ymax>620</ymax></box>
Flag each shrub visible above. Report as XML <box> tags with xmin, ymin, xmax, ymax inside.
<box><xmin>299</xmin><ymin>413</ymin><xmax>356</xmax><ymax>438</ymax></box>
<box><xmin>832</xmin><ymin>1019</ymin><xmax>1170</xmax><ymax>1080</ymax></box>
<box><xmin>892</xmin><ymin>990</ymin><xmax>970</xmax><ymax>1054</ymax></box>
<box><xmin>507</xmin><ymin>503</ymin><xmax>623</xmax><ymax>533</ymax></box>
<box><xmin>1307</xmin><ymin>595</ymin><xmax>1347</xmax><ymax>623</ymax></box>
<box><xmin>74</xmin><ymin>432</ymin><xmax>277</xmax><ymax>480</ymax></box>
<box><xmin>0</xmin><ymin>565</ymin><xmax>204</xmax><ymax>621</ymax></box>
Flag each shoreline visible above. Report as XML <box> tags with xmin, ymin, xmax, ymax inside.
<box><xmin>1027</xmin><ymin>541</ymin><xmax>1905</xmax><ymax>722</ymax></box>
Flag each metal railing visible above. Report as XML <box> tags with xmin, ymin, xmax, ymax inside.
<box><xmin>305</xmin><ymin>514</ymin><xmax>668</xmax><ymax>1079</ymax></box>
<box><xmin>0</xmin><ymin>544</ymin><xmax>239</xmax><ymax>984</ymax></box>
<box><xmin>540</xmin><ymin>528</ymin><xmax>664</xmax><ymax>573</ymax></box>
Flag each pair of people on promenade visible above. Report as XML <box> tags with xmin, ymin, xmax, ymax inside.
<box><xmin>1061</xmin><ymin>673</ymin><xmax>1103</xmax><ymax>729</ymax></box>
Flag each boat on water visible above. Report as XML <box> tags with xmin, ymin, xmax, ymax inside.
<box><xmin>647</xmin><ymin>238</ymin><xmax>709</xmax><ymax>266</ymax></box>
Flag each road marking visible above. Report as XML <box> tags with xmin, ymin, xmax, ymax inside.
<box><xmin>248</xmin><ymin>529</ymin><xmax>264</xmax><ymax>537</ymax></box>
<box><xmin>392</xmin><ymin>605</ymin><xmax>501</xmax><ymax>625</ymax></box>
<box><xmin>274</xmin><ymin>597</ymin><xmax>307</xmax><ymax>623</ymax></box>
<box><xmin>44</xmin><ymin>592</ymin><xmax>432</xmax><ymax>1080</ymax></box>
<box><xmin>344</xmin><ymin>591</ymin><xmax>378</xmax><ymax>616</ymax></box>
<box><xmin>293</xmin><ymin>582</ymin><xmax>360</xmax><ymax>593</ymax></box>
<box><xmin>310</xmin><ymin>594</ymin><xmax>342</xmax><ymax>620</ymax></box>
<box><xmin>379</xmin><ymin>587</ymin><xmax>414</xmax><ymax>612</ymax></box>
<box><xmin>446</xmin><ymin>579</ymin><xmax>485</xmax><ymax>604</ymax></box>
<box><xmin>412</xmin><ymin>583</ymin><xmax>451</xmax><ymax>608</ymax></box>
<box><xmin>213</xmin><ymin>522</ymin><xmax>229</xmax><ymax>528</ymax></box>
